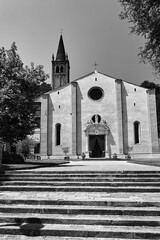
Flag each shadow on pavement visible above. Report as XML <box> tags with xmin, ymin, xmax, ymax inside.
<box><xmin>1</xmin><ymin>159</ymin><xmax>70</xmax><ymax>171</ymax></box>
<box><xmin>0</xmin><ymin>217</ymin><xmax>44</xmax><ymax>236</ymax></box>
<box><xmin>18</xmin><ymin>217</ymin><xmax>44</xmax><ymax>236</ymax></box>
<box><xmin>128</xmin><ymin>159</ymin><xmax>160</xmax><ymax>168</ymax></box>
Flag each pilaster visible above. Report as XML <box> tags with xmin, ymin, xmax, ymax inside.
<box><xmin>47</xmin><ymin>95</ymin><xmax>53</xmax><ymax>156</ymax></box>
<box><xmin>115</xmin><ymin>79</ymin><xmax>124</xmax><ymax>154</ymax></box>
<box><xmin>40</xmin><ymin>95</ymin><xmax>48</xmax><ymax>156</ymax></box>
<box><xmin>147</xmin><ymin>89</ymin><xmax>159</xmax><ymax>153</ymax></box>
<box><xmin>71</xmin><ymin>82</ymin><xmax>77</xmax><ymax>155</ymax></box>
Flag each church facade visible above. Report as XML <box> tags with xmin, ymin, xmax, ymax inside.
<box><xmin>36</xmin><ymin>35</ymin><xmax>160</xmax><ymax>159</ymax></box>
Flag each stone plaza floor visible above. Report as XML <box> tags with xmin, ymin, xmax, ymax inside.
<box><xmin>22</xmin><ymin>159</ymin><xmax>160</xmax><ymax>172</ymax></box>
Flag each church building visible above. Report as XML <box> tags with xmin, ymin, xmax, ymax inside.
<box><xmin>36</xmin><ymin>35</ymin><xmax>160</xmax><ymax>159</ymax></box>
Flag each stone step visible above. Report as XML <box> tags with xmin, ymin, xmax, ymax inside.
<box><xmin>0</xmin><ymin>176</ymin><xmax>160</xmax><ymax>183</ymax></box>
<box><xmin>4</xmin><ymin>170</ymin><xmax>160</xmax><ymax>176</ymax></box>
<box><xmin>0</xmin><ymin>223</ymin><xmax>160</xmax><ymax>238</ymax></box>
<box><xmin>0</xmin><ymin>199</ymin><xmax>159</xmax><ymax>207</ymax></box>
<box><xmin>1</xmin><ymin>185</ymin><xmax>160</xmax><ymax>192</ymax></box>
<box><xmin>2</xmin><ymin>176</ymin><xmax>160</xmax><ymax>182</ymax></box>
<box><xmin>1</xmin><ymin>170</ymin><xmax>160</xmax><ymax>239</ymax></box>
<box><xmin>4</xmin><ymin>173</ymin><xmax>160</xmax><ymax>178</ymax></box>
<box><xmin>2</xmin><ymin>181</ymin><xmax>160</xmax><ymax>187</ymax></box>
<box><xmin>0</xmin><ymin>204</ymin><xmax>160</xmax><ymax>216</ymax></box>
<box><xmin>0</xmin><ymin>213</ymin><xmax>160</xmax><ymax>226</ymax></box>
<box><xmin>5</xmin><ymin>170</ymin><xmax>160</xmax><ymax>174</ymax></box>
<box><xmin>0</xmin><ymin>236</ymin><xmax>148</xmax><ymax>240</ymax></box>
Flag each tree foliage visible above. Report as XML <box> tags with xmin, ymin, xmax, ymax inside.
<box><xmin>0</xmin><ymin>42</ymin><xmax>52</xmax><ymax>143</ymax></box>
<box><xmin>119</xmin><ymin>0</ymin><xmax>160</xmax><ymax>74</ymax></box>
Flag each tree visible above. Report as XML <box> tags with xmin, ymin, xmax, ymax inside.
<box><xmin>119</xmin><ymin>0</ymin><xmax>160</xmax><ymax>75</ymax></box>
<box><xmin>141</xmin><ymin>80</ymin><xmax>160</xmax><ymax>137</ymax></box>
<box><xmin>0</xmin><ymin>42</ymin><xmax>52</xmax><ymax>144</ymax></box>
<box><xmin>16</xmin><ymin>137</ymin><xmax>36</xmax><ymax>159</ymax></box>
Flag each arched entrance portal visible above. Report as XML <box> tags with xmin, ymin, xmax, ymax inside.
<box><xmin>84</xmin><ymin>115</ymin><xmax>109</xmax><ymax>158</ymax></box>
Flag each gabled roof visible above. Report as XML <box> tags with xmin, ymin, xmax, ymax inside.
<box><xmin>37</xmin><ymin>71</ymin><xmax>143</xmax><ymax>98</ymax></box>
<box><xmin>72</xmin><ymin>71</ymin><xmax>116</xmax><ymax>82</ymax></box>
<box><xmin>56</xmin><ymin>34</ymin><xmax>66</xmax><ymax>61</ymax></box>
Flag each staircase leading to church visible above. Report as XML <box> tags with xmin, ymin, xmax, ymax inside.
<box><xmin>0</xmin><ymin>170</ymin><xmax>160</xmax><ymax>239</ymax></box>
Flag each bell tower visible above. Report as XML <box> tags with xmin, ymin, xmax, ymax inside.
<box><xmin>52</xmin><ymin>34</ymin><xmax>70</xmax><ymax>89</ymax></box>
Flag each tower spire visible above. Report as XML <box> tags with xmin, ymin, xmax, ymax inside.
<box><xmin>52</xmin><ymin>34</ymin><xmax>70</xmax><ymax>89</ymax></box>
<box><xmin>56</xmin><ymin>34</ymin><xmax>65</xmax><ymax>61</ymax></box>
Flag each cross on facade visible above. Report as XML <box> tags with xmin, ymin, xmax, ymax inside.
<box><xmin>93</xmin><ymin>62</ymin><xmax>98</xmax><ymax>71</ymax></box>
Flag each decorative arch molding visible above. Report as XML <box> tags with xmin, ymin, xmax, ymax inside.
<box><xmin>84</xmin><ymin>115</ymin><xmax>110</xmax><ymax>158</ymax></box>
<box><xmin>84</xmin><ymin>115</ymin><xmax>110</xmax><ymax>136</ymax></box>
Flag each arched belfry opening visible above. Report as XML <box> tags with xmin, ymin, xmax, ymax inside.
<box><xmin>84</xmin><ymin>115</ymin><xmax>110</xmax><ymax>158</ymax></box>
<box><xmin>52</xmin><ymin>34</ymin><xmax>70</xmax><ymax>90</ymax></box>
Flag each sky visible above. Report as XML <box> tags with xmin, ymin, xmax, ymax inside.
<box><xmin>0</xmin><ymin>0</ymin><xmax>159</xmax><ymax>86</ymax></box>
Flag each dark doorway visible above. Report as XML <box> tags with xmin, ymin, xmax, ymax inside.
<box><xmin>89</xmin><ymin>135</ymin><xmax>105</xmax><ymax>158</ymax></box>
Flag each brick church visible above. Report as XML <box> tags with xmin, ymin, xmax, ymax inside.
<box><xmin>35</xmin><ymin>34</ymin><xmax>160</xmax><ymax>159</ymax></box>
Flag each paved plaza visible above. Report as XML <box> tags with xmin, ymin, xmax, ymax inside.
<box><xmin>23</xmin><ymin>159</ymin><xmax>160</xmax><ymax>172</ymax></box>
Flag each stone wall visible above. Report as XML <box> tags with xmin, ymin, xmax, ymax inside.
<box><xmin>49</xmin><ymin>84</ymin><xmax>72</xmax><ymax>157</ymax></box>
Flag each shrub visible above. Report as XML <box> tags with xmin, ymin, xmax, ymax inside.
<box><xmin>125</xmin><ymin>154</ymin><xmax>131</xmax><ymax>160</ymax></box>
<box><xmin>16</xmin><ymin>137</ymin><xmax>36</xmax><ymax>159</ymax></box>
<box><xmin>2</xmin><ymin>151</ymin><xmax>25</xmax><ymax>164</ymax></box>
<box><xmin>62</xmin><ymin>147</ymin><xmax>70</xmax><ymax>159</ymax></box>
<box><xmin>112</xmin><ymin>153</ymin><xmax>118</xmax><ymax>159</ymax></box>
<box><xmin>81</xmin><ymin>152</ymin><xmax>86</xmax><ymax>160</ymax></box>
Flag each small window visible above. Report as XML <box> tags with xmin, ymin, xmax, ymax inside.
<box><xmin>134</xmin><ymin>121</ymin><xmax>140</xmax><ymax>144</ymax></box>
<box><xmin>95</xmin><ymin>78</ymin><xmax>97</xmax><ymax>81</ymax></box>
<box><xmin>56</xmin><ymin>66</ymin><xmax>59</xmax><ymax>73</ymax></box>
<box><xmin>55</xmin><ymin>123</ymin><xmax>61</xmax><ymax>146</ymax></box>
<box><xmin>134</xmin><ymin>88</ymin><xmax>136</xmax><ymax>92</ymax></box>
<box><xmin>134</xmin><ymin>103</ymin><xmax>136</xmax><ymax>106</ymax></box>
<box><xmin>34</xmin><ymin>103</ymin><xmax>41</xmax><ymax>128</ymax></box>
<box><xmin>35</xmin><ymin>117</ymin><xmax>40</xmax><ymax>128</ymax></box>
<box><xmin>34</xmin><ymin>143</ymin><xmax>40</xmax><ymax>154</ymax></box>
<box><xmin>60</xmin><ymin>66</ymin><xmax>64</xmax><ymax>73</ymax></box>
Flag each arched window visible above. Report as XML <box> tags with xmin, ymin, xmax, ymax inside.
<box><xmin>34</xmin><ymin>143</ymin><xmax>40</xmax><ymax>154</ymax></box>
<box><xmin>60</xmin><ymin>66</ymin><xmax>64</xmax><ymax>73</ymax></box>
<box><xmin>134</xmin><ymin>121</ymin><xmax>140</xmax><ymax>144</ymax></box>
<box><xmin>56</xmin><ymin>66</ymin><xmax>59</xmax><ymax>73</ymax></box>
<box><xmin>55</xmin><ymin>123</ymin><xmax>61</xmax><ymax>146</ymax></box>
